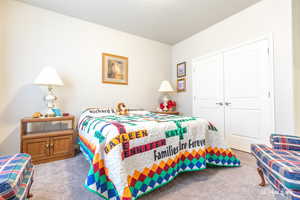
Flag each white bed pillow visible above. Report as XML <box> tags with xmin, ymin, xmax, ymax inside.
<box><xmin>128</xmin><ymin>110</ymin><xmax>150</xmax><ymax>115</ymax></box>
<box><xmin>80</xmin><ymin>108</ymin><xmax>150</xmax><ymax>120</ymax></box>
<box><xmin>80</xmin><ymin>108</ymin><xmax>116</xmax><ymax>119</ymax></box>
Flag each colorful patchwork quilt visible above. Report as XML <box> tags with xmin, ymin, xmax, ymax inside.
<box><xmin>78</xmin><ymin>109</ymin><xmax>240</xmax><ymax>200</ymax></box>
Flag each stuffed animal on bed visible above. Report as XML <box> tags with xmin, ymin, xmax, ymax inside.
<box><xmin>116</xmin><ymin>103</ymin><xmax>129</xmax><ymax>115</ymax></box>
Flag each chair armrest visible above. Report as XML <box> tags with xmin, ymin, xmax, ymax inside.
<box><xmin>270</xmin><ymin>134</ymin><xmax>300</xmax><ymax>151</ymax></box>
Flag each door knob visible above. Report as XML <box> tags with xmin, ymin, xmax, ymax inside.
<box><xmin>225</xmin><ymin>102</ymin><xmax>231</xmax><ymax>106</ymax></box>
<box><xmin>216</xmin><ymin>102</ymin><xmax>223</xmax><ymax>106</ymax></box>
<box><xmin>45</xmin><ymin>144</ymin><xmax>50</xmax><ymax>156</ymax></box>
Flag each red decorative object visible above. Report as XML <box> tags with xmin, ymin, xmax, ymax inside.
<box><xmin>159</xmin><ymin>101</ymin><xmax>176</xmax><ymax>111</ymax></box>
<box><xmin>165</xmin><ymin>100</ymin><xmax>177</xmax><ymax>111</ymax></box>
<box><xmin>160</xmin><ymin>103</ymin><xmax>165</xmax><ymax>110</ymax></box>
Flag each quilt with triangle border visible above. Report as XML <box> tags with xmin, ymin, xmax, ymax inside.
<box><xmin>78</xmin><ymin>109</ymin><xmax>240</xmax><ymax>200</ymax></box>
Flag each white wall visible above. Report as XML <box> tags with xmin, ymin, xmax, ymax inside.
<box><xmin>0</xmin><ymin>0</ymin><xmax>171</xmax><ymax>154</ymax></box>
<box><xmin>172</xmin><ymin>0</ymin><xmax>295</xmax><ymax>134</ymax></box>
<box><xmin>0</xmin><ymin>0</ymin><xmax>4</xmax><ymax>97</ymax></box>
<box><xmin>294</xmin><ymin>0</ymin><xmax>300</xmax><ymax>135</ymax></box>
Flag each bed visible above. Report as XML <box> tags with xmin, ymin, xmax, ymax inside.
<box><xmin>78</xmin><ymin>108</ymin><xmax>240</xmax><ymax>200</ymax></box>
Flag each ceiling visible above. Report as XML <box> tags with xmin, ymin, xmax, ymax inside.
<box><xmin>18</xmin><ymin>0</ymin><xmax>262</xmax><ymax>44</ymax></box>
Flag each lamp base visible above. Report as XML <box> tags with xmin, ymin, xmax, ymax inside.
<box><xmin>46</xmin><ymin>108</ymin><xmax>55</xmax><ymax>116</ymax></box>
<box><xmin>159</xmin><ymin>93</ymin><xmax>171</xmax><ymax>112</ymax></box>
<box><xmin>44</xmin><ymin>86</ymin><xmax>57</xmax><ymax>116</ymax></box>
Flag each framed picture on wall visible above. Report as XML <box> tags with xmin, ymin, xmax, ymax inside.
<box><xmin>177</xmin><ymin>78</ymin><xmax>186</xmax><ymax>92</ymax></box>
<box><xmin>177</xmin><ymin>62</ymin><xmax>186</xmax><ymax>78</ymax></box>
<box><xmin>102</xmin><ymin>53</ymin><xmax>128</xmax><ymax>85</ymax></box>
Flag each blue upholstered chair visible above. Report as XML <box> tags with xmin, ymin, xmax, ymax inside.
<box><xmin>251</xmin><ymin>134</ymin><xmax>300</xmax><ymax>200</ymax></box>
<box><xmin>0</xmin><ymin>153</ymin><xmax>34</xmax><ymax>200</ymax></box>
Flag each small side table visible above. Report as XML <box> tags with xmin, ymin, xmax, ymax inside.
<box><xmin>152</xmin><ymin>111</ymin><xmax>180</xmax><ymax>115</ymax></box>
<box><xmin>20</xmin><ymin>116</ymin><xmax>75</xmax><ymax>164</ymax></box>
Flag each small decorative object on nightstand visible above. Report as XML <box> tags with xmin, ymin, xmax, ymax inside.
<box><xmin>20</xmin><ymin>116</ymin><xmax>75</xmax><ymax>164</ymax></box>
<box><xmin>152</xmin><ymin>111</ymin><xmax>180</xmax><ymax>115</ymax></box>
<box><xmin>159</xmin><ymin>100</ymin><xmax>176</xmax><ymax>112</ymax></box>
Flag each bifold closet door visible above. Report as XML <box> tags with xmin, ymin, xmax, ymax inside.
<box><xmin>193</xmin><ymin>54</ymin><xmax>225</xmax><ymax>136</ymax></box>
<box><xmin>224</xmin><ymin>39</ymin><xmax>274</xmax><ymax>152</ymax></box>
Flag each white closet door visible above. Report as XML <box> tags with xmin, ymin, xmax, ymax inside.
<box><xmin>224</xmin><ymin>39</ymin><xmax>274</xmax><ymax>152</ymax></box>
<box><xmin>193</xmin><ymin>54</ymin><xmax>225</xmax><ymax>135</ymax></box>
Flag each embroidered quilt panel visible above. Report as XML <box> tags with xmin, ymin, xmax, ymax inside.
<box><xmin>78</xmin><ymin>109</ymin><xmax>240</xmax><ymax>200</ymax></box>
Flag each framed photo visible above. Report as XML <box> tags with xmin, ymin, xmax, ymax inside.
<box><xmin>177</xmin><ymin>62</ymin><xmax>186</xmax><ymax>78</ymax></box>
<box><xmin>102</xmin><ymin>53</ymin><xmax>128</xmax><ymax>85</ymax></box>
<box><xmin>177</xmin><ymin>78</ymin><xmax>186</xmax><ymax>92</ymax></box>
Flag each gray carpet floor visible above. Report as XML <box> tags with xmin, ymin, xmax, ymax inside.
<box><xmin>31</xmin><ymin>151</ymin><xmax>283</xmax><ymax>200</ymax></box>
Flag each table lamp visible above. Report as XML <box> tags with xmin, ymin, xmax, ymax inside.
<box><xmin>158</xmin><ymin>80</ymin><xmax>174</xmax><ymax>111</ymax></box>
<box><xmin>34</xmin><ymin>67</ymin><xmax>64</xmax><ymax>115</ymax></box>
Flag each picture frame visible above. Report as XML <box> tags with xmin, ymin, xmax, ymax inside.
<box><xmin>177</xmin><ymin>78</ymin><xmax>186</xmax><ymax>92</ymax></box>
<box><xmin>177</xmin><ymin>62</ymin><xmax>186</xmax><ymax>78</ymax></box>
<box><xmin>102</xmin><ymin>53</ymin><xmax>128</xmax><ymax>85</ymax></box>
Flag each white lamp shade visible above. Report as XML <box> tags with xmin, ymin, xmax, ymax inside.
<box><xmin>34</xmin><ymin>67</ymin><xmax>64</xmax><ymax>86</ymax></box>
<box><xmin>158</xmin><ymin>80</ymin><xmax>174</xmax><ymax>93</ymax></box>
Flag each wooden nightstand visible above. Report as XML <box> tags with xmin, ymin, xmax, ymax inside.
<box><xmin>152</xmin><ymin>111</ymin><xmax>180</xmax><ymax>115</ymax></box>
<box><xmin>20</xmin><ymin>116</ymin><xmax>75</xmax><ymax>164</ymax></box>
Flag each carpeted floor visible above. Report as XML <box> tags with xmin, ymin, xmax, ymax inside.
<box><xmin>31</xmin><ymin>151</ymin><xmax>283</xmax><ymax>200</ymax></box>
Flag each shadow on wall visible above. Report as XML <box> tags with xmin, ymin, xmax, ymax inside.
<box><xmin>0</xmin><ymin>84</ymin><xmax>44</xmax><ymax>155</ymax></box>
<box><xmin>55</xmin><ymin>74</ymin><xmax>73</xmax><ymax>113</ymax></box>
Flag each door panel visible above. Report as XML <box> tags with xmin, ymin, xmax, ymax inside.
<box><xmin>225</xmin><ymin>51</ymin><xmax>260</xmax><ymax>98</ymax></box>
<box><xmin>228</xmin><ymin>109</ymin><xmax>260</xmax><ymax>139</ymax></box>
<box><xmin>224</xmin><ymin>39</ymin><xmax>273</xmax><ymax>152</ymax></box>
<box><xmin>193</xmin><ymin>54</ymin><xmax>225</xmax><ymax>135</ymax></box>
<box><xmin>23</xmin><ymin>137</ymin><xmax>50</xmax><ymax>160</ymax></box>
<box><xmin>50</xmin><ymin>135</ymin><xmax>73</xmax><ymax>157</ymax></box>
